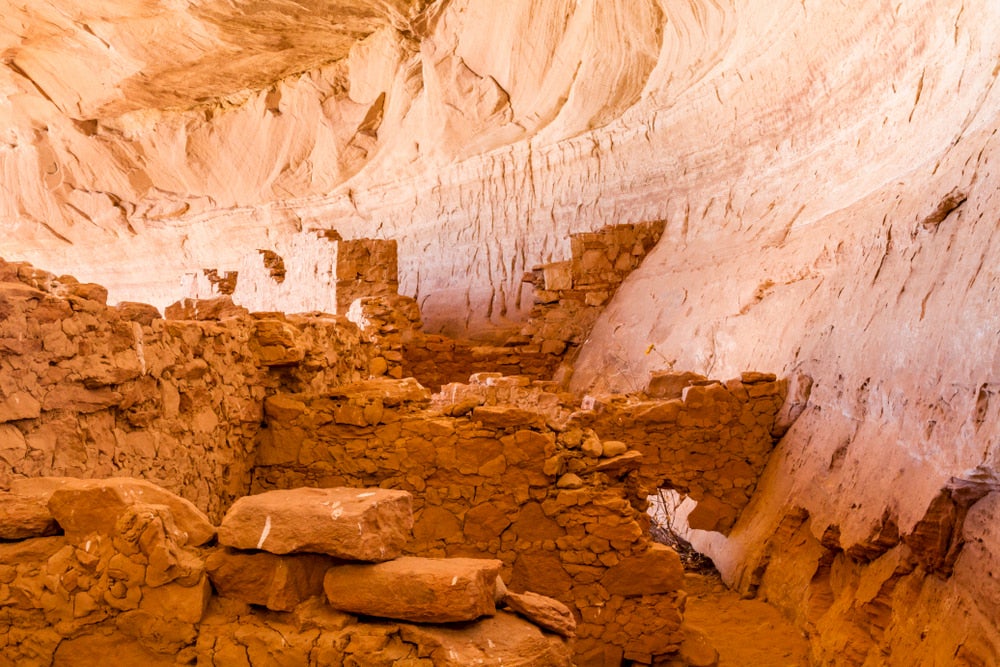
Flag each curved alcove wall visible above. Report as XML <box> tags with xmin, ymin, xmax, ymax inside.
<box><xmin>2</xmin><ymin>0</ymin><xmax>999</xmax><ymax>662</ymax></box>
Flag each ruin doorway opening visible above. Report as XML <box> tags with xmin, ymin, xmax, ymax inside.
<box><xmin>648</xmin><ymin>489</ymin><xmax>716</xmax><ymax>573</ymax></box>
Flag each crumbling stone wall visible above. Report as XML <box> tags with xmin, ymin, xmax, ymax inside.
<box><xmin>1</xmin><ymin>258</ymin><xmax>788</xmax><ymax>665</ymax></box>
<box><xmin>0</xmin><ymin>259</ymin><xmax>372</xmax><ymax>519</ymax></box>
<box><xmin>251</xmin><ymin>374</ymin><xmax>785</xmax><ymax>665</ymax></box>
<box><xmin>579</xmin><ymin>371</ymin><xmax>788</xmax><ymax>534</ymax></box>
<box><xmin>431</xmin><ymin>370</ymin><xmax>787</xmax><ymax>534</ymax></box>
<box><xmin>397</xmin><ymin>221</ymin><xmax>665</xmax><ymax>390</ymax></box>
<box><xmin>0</xmin><ymin>479</ymin><xmax>575</xmax><ymax>666</ymax></box>
<box><xmin>517</xmin><ymin>221</ymin><xmax>665</xmax><ymax>376</ymax></box>
<box><xmin>403</xmin><ymin>335</ymin><xmax>565</xmax><ymax>391</ymax></box>
<box><xmin>228</xmin><ymin>231</ymin><xmax>398</xmax><ymax>315</ymax></box>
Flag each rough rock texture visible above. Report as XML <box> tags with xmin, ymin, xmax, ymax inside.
<box><xmin>217</xmin><ymin>487</ymin><xmax>413</xmax><ymax>560</ymax></box>
<box><xmin>0</xmin><ymin>478</ymin><xmax>575</xmax><ymax>666</ymax></box>
<box><xmin>323</xmin><ymin>556</ymin><xmax>501</xmax><ymax>623</ymax></box>
<box><xmin>503</xmin><ymin>591</ymin><xmax>577</xmax><ymax>639</ymax></box>
<box><xmin>39</xmin><ymin>476</ymin><xmax>216</xmax><ymax>546</ymax></box>
<box><xmin>397</xmin><ymin>612</ymin><xmax>574</xmax><ymax>667</ymax></box>
<box><xmin>2</xmin><ymin>1</ymin><xmax>999</xmax><ymax>663</ymax></box>
<box><xmin>252</xmin><ymin>374</ymin><xmax>785</xmax><ymax>663</ymax></box>
<box><xmin>204</xmin><ymin>549</ymin><xmax>333</xmax><ymax>612</ymax></box>
<box><xmin>0</xmin><ymin>259</ymin><xmax>372</xmax><ymax>519</ymax></box>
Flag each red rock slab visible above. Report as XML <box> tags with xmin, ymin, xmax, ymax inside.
<box><xmin>205</xmin><ymin>548</ymin><xmax>332</xmax><ymax>612</ymax></box>
<box><xmin>601</xmin><ymin>543</ymin><xmax>684</xmax><ymax>596</ymax></box>
<box><xmin>324</xmin><ymin>556</ymin><xmax>501</xmax><ymax>623</ymax></box>
<box><xmin>398</xmin><ymin>611</ymin><xmax>573</xmax><ymax>667</ymax></box>
<box><xmin>0</xmin><ymin>491</ymin><xmax>60</xmax><ymax>539</ymax></box>
<box><xmin>218</xmin><ymin>487</ymin><xmax>412</xmax><ymax>560</ymax></box>
<box><xmin>17</xmin><ymin>477</ymin><xmax>215</xmax><ymax>546</ymax></box>
<box><xmin>504</xmin><ymin>591</ymin><xmax>577</xmax><ymax>638</ymax></box>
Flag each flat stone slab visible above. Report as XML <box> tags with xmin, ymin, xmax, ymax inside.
<box><xmin>205</xmin><ymin>548</ymin><xmax>332</xmax><ymax>612</ymax></box>
<box><xmin>0</xmin><ymin>491</ymin><xmax>60</xmax><ymax>540</ymax></box>
<box><xmin>218</xmin><ymin>487</ymin><xmax>412</xmax><ymax>560</ymax></box>
<box><xmin>16</xmin><ymin>477</ymin><xmax>215</xmax><ymax>546</ymax></box>
<box><xmin>324</xmin><ymin>556</ymin><xmax>502</xmax><ymax>623</ymax></box>
<box><xmin>398</xmin><ymin>612</ymin><xmax>573</xmax><ymax>667</ymax></box>
<box><xmin>504</xmin><ymin>591</ymin><xmax>577</xmax><ymax>638</ymax></box>
<box><xmin>601</xmin><ymin>543</ymin><xmax>683</xmax><ymax>596</ymax></box>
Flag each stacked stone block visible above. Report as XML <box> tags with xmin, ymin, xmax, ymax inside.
<box><xmin>392</xmin><ymin>221</ymin><xmax>665</xmax><ymax>390</ymax></box>
<box><xmin>0</xmin><ymin>479</ymin><xmax>574</xmax><ymax>665</ymax></box>
<box><xmin>0</xmin><ymin>259</ymin><xmax>372</xmax><ymax>519</ymax></box>
<box><xmin>250</xmin><ymin>375</ymin><xmax>785</xmax><ymax>664</ymax></box>
<box><xmin>346</xmin><ymin>293</ymin><xmax>422</xmax><ymax>380</ymax></box>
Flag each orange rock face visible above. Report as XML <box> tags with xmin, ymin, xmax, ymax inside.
<box><xmin>2</xmin><ymin>0</ymin><xmax>999</xmax><ymax>663</ymax></box>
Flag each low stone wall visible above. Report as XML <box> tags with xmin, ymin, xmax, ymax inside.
<box><xmin>579</xmin><ymin>372</ymin><xmax>788</xmax><ymax>534</ymax></box>
<box><xmin>251</xmin><ymin>374</ymin><xmax>785</xmax><ymax>665</ymax></box>
<box><xmin>515</xmin><ymin>221</ymin><xmax>665</xmax><ymax>379</ymax></box>
<box><xmin>0</xmin><ymin>258</ymin><xmax>789</xmax><ymax>665</ymax></box>
<box><xmin>0</xmin><ymin>478</ymin><xmax>574</xmax><ymax>665</ymax></box>
<box><xmin>433</xmin><ymin>370</ymin><xmax>788</xmax><ymax>534</ymax></box>
<box><xmin>345</xmin><ymin>222</ymin><xmax>667</xmax><ymax>391</ymax></box>
<box><xmin>0</xmin><ymin>259</ymin><xmax>372</xmax><ymax>519</ymax></box>
<box><xmin>403</xmin><ymin>334</ymin><xmax>564</xmax><ymax>390</ymax></box>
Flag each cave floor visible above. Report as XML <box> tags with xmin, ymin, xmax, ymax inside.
<box><xmin>684</xmin><ymin>572</ymin><xmax>812</xmax><ymax>666</ymax></box>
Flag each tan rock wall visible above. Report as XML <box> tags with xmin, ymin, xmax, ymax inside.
<box><xmin>0</xmin><ymin>259</ymin><xmax>371</xmax><ymax>519</ymax></box>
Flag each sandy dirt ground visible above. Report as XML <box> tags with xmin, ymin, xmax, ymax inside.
<box><xmin>683</xmin><ymin>572</ymin><xmax>812</xmax><ymax>666</ymax></box>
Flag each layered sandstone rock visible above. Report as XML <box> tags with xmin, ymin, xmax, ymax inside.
<box><xmin>323</xmin><ymin>556</ymin><xmax>502</xmax><ymax>623</ymax></box>
<box><xmin>2</xmin><ymin>1</ymin><xmax>998</xmax><ymax>661</ymax></box>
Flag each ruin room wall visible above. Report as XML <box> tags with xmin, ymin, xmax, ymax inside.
<box><xmin>251</xmin><ymin>373</ymin><xmax>786</xmax><ymax>664</ymax></box>
<box><xmin>0</xmin><ymin>259</ymin><xmax>373</xmax><ymax>519</ymax></box>
<box><xmin>2</xmin><ymin>0</ymin><xmax>999</xmax><ymax>663</ymax></box>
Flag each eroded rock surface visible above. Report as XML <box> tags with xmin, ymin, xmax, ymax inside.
<box><xmin>2</xmin><ymin>1</ymin><xmax>999</xmax><ymax>654</ymax></box>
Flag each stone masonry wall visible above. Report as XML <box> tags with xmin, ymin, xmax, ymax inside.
<box><xmin>251</xmin><ymin>374</ymin><xmax>786</xmax><ymax>665</ymax></box>
<box><xmin>579</xmin><ymin>372</ymin><xmax>788</xmax><ymax>534</ymax></box>
<box><xmin>0</xmin><ymin>478</ymin><xmax>575</xmax><ymax>665</ymax></box>
<box><xmin>431</xmin><ymin>370</ymin><xmax>788</xmax><ymax>534</ymax></box>
<box><xmin>398</xmin><ymin>221</ymin><xmax>666</xmax><ymax>390</ymax></box>
<box><xmin>228</xmin><ymin>231</ymin><xmax>398</xmax><ymax>315</ymax></box>
<box><xmin>0</xmin><ymin>259</ymin><xmax>372</xmax><ymax>519</ymax></box>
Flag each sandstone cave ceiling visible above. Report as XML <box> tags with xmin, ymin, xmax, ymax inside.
<box><xmin>2</xmin><ymin>2</ymin><xmax>1000</xmax><ymax>663</ymax></box>
<box><xmin>1</xmin><ymin>0</ymin><xmax>998</xmax><ymax>343</ymax></box>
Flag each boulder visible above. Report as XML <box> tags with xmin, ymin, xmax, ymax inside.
<box><xmin>328</xmin><ymin>377</ymin><xmax>431</xmax><ymax>407</ymax></box>
<box><xmin>0</xmin><ymin>491</ymin><xmax>60</xmax><ymax>539</ymax></box>
<box><xmin>18</xmin><ymin>477</ymin><xmax>216</xmax><ymax>546</ymax></box>
<box><xmin>324</xmin><ymin>556</ymin><xmax>502</xmax><ymax>623</ymax></box>
<box><xmin>218</xmin><ymin>487</ymin><xmax>411</xmax><ymax>560</ymax></box>
<box><xmin>0</xmin><ymin>390</ymin><xmax>42</xmax><ymax>422</ymax></box>
<box><xmin>205</xmin><ymin>548</ymin><xmax>332</xmax><ymax>611</ymax></box>
<box><xmin>677</xmin><ymin>625</ymin><xmax>720</xmax><ymax>667</ymax></box>
<box><xmin>398</xmin><ymin>611</ymin><xmax>573</xmax><ymax>667</ymax></box>
<box><xmin>504</xmin><ymin>591</ymin><xmax>577</xmax><ymax>638</ymax></box>
<box><xmin>601</xmin><ymin>544</ymin><xmax>684</xmax><ymax>596</ymax></box>
<box><xmin>647</xmin><ymin>371</ymin><xmax>708</xmax><ymax>399</ymax></box>
<box><xmin>472</xmin><ymin>406</ymin><xmax>546</xmax><ymax>429</ymax></box>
